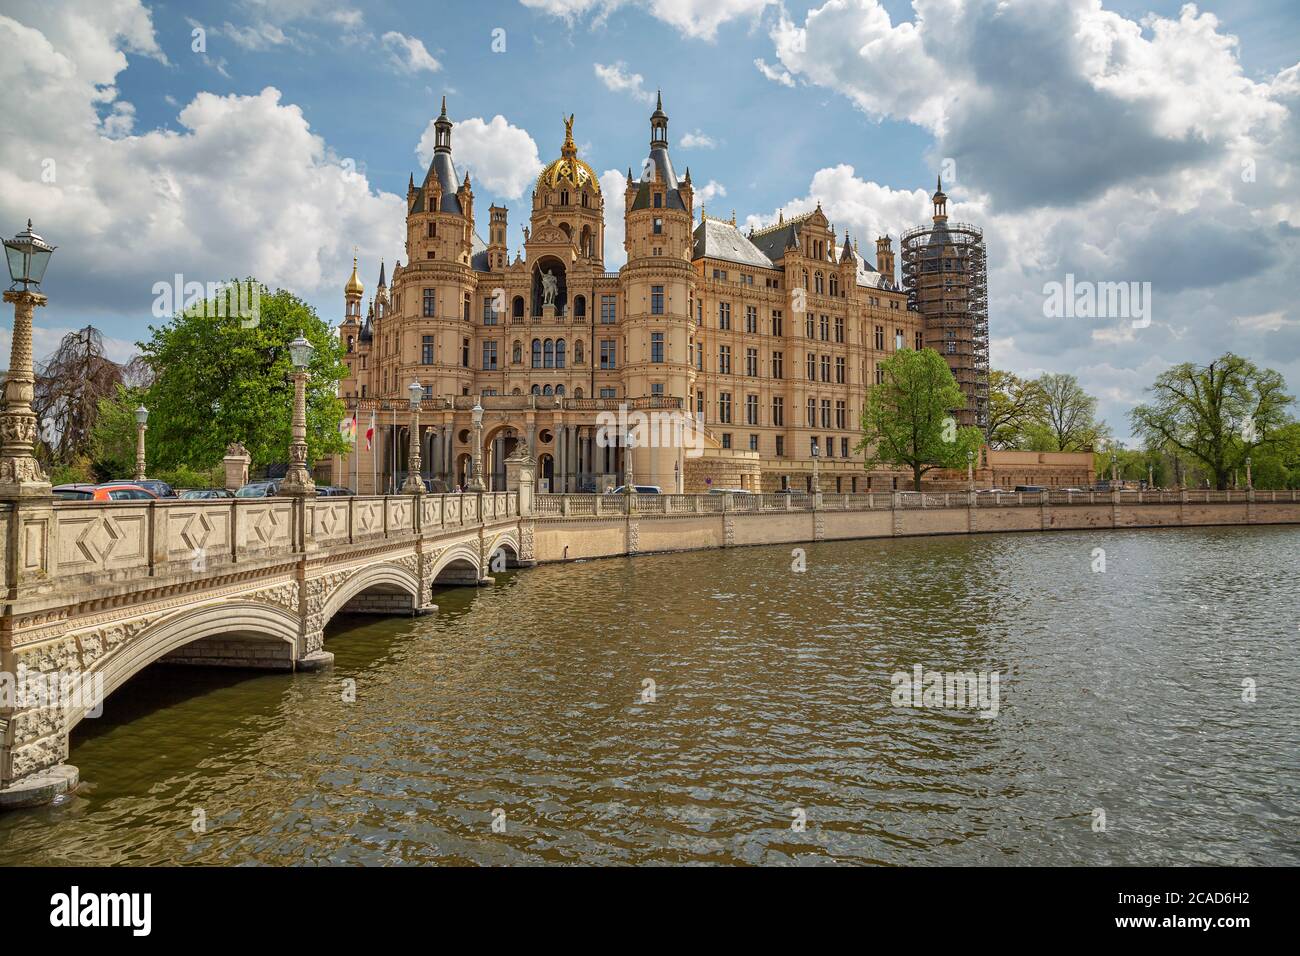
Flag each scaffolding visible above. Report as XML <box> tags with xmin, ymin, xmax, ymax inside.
<box><xmin>900</xmin><ymin>220</ymin><xmax>989</xmax><ymax>433</ymax></box>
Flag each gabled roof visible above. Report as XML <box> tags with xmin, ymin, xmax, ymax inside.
<box><xmin>411</xmin><ymin>151</ymin><xmax>462</xmax><ymax>214</ymax></box>
<box><xmin>630</xmin><ymin>144</ymin><xmax>685</xmax><ymax>211</ymax></box>
<box><xmin>692</xmin><ymin>217</ymin><xmax>774</xmax><ymax>269</ymax></box>
<box><xmin>748</xmin><ymin>210</ymin><xmax>817</xmax><ymax>263</ymax></box>
<box><xmin>469</xmin><ymin>229</ymin><xmax>490</xmax><ymax>272</ymax></box>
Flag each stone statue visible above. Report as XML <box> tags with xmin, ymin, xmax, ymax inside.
<box><xmin>225</xmin><ymin>441</ymin><xmax>249</xmax><ymax>458</ymax></box>
<box><xmin>541</xmin><ymin>269</ymin><xmax>559</xmax><ymax>307</ymax></box>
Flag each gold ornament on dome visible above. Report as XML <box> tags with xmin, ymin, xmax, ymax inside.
<box><xmin>536</xmin><ymin>113</ymin><xmax>601</xmax><ymax>194</ymax></box>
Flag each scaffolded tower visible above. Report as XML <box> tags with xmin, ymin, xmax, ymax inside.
<box><xmin>901</xmin><ymin>177</ymin><xmax>989</xmax><ymax>432</ymax></box>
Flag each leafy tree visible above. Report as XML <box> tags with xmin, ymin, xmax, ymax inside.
<box><xmin>986</xmin><ymin>369</ymin><xmax>1045</xmax><ymax>449</ymax></box>
<box><xmin>1239</xmin><ymin>421</ymin><xmax>1300</xmax><ymax>489</ymax></box>
<box><xmin>33</xmin><ymin>326</ymin><xmax>128</xmax><ymax>464</ymax></box>
<box><xmin>857</xmin><ymin>348</ymin><xmax>984</xmax><ymax>490</ymax></box>
<box><xmin>1028</xmin><ymin>373</ymin><xmax>1109</xmax><ymax>451</ymax></box>
<box><xmin>89</xmin><ymin>384</ymin><xmax>146</xmax><ymax>480</ymax></box>
<box><xmin>137</xmin><ymin>284</ymin><xmax>347</xmax><ymax>471</ymax></box>
<box><xmin>1130</xmin><ymin>353</ymin><xmax>1294</xmax><ymax>490</ymax></box>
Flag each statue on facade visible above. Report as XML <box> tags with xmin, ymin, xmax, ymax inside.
<box><xmin>541</xmin><ymin>269</ymin><xmax>559</xmax><ymax>307</ymax></box>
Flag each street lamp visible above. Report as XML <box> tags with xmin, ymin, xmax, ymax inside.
<box><xmin>280</xmin><ymin>333</ymin><xmax>316</xmax><ymax>495</ymax></box>
<box><xmin>134</xmin><ymin>405</ymin><xmax>149</xmax><ymax>481</ymax></box>
<box><xmin>811</xmin><ymin>441</ymin><xmax>820</xmax><ymax>493</ymax></box>
<box><xmin>1110</xmin><ymin>452</ymin><xmax>1118</xmax><ymax>485</ymax></box>
<box><xmin>467</xmin><ymin>398</ymin><xmax>486</xmax><ymax>492</ymax></box>
<box><xmin>401</xmin><ymin>381</ymin><xmax>424</xmax><ymax>494</ymax></box>
<box><xmin>1245</xmin><ymin>456</ymin><xmax>1253</xmax><ymax>492</ymax></box>
<box><xmin>966</xmin><ymin>447</ymin><xmax>975</xmax><ymax>492</ymax></box>
<box><xmin>1</xmin><ymin>220</ymin><xmax>56</xmax><ymax>494</ymax></box>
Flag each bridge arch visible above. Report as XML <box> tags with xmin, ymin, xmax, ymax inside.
<box><xmin>430</xmin><ymin>541</ymin><xmax>482</xmax><ymax>587</ymax></box>
<box><xmin>486</xmin><ymin>529</ymin><xmax>523</xmax><ymax>571</ymax></box>
<box><xmin>320</xmin><ymin>561</ymin><xmax>422</xmax><ymax>627</ymax></box>
<box><xmin>70</xmin><ymin>602</ymin><xmax>300</xmax><ymax>731</ymax></box>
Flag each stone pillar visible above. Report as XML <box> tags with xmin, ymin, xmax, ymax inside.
<box><xmin>556</xmin><ymin>422</ymin><xmax>567</xmax><ymax>493</ymax></box>
<box><xmin>223</xmin><ymin>442</ymin><xmax>251</xmax><ymax>492</ymax></box>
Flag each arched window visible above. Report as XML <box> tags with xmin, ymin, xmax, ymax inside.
<box><xmin>574</xmin><ymin>340</ymin><xmax>584</xmax><ymax>363</ymax></box>
<box><xmin>512</xmin><ymin>296</ymin><xmax>524</xmax><ymax>320</ymax></box>
<box><xmin>543</xmin><ymin>384</ymin><xmax>553</xmax><ymax>396</ymax></box>
<box><xmin>829</xmin><ymin>275</ymin><xmax>839</xmax><ymax>297</ymax></box>
<box><xmin>560</xmin><ymin>190</ymin><xmax>569</xmax><ymax>206</ymax></box>
<box><xmin>556</xmin><ymin>384</ymin><xmax>565</xmax><ymax>396</ymax></box>
<box><xmin>574</xmin><ymin>295</ymin><xmax>586</xmax><ymax>318</ymax></box>
<box><xmin>574</xmin><ymin>387</ymin><xmax>584</xmax><ymax>399</ymax></box>
<box><xmin>512</xmin><ymin>340</ymin><xmax>522</xmax><ymax>364</ymax></box>
<box><xmin>814</xmin><ymin>272</ymin><xmax>825</xmax><ymax>295</ymax></box>
<box><xmin>531</xmin><ymin>384</ymin><xmax>541</xmax><ymax>395</ymax></box>
<box><xmin>581</xmin><ymin>192</ymin><xmax>588</xmax><ymax>207</ymax></box>
<box><xmin>531</xmin><ymin>339</ymin><xmax>542</xmax><ymax>368</ymax></box>
<box><xmin>556</xmin><ymin>339</ymin><xmax>566</xmax><ymax>368</ymax></box>
<box><xmin>511</xmin><ymin>387</ymin><xmax>522</xmax><ymax>395</ymax></box>
<box><xmin>544</xmin><ymin>339</ymin><xmax>554</xmax><ymax>368</ymax></box>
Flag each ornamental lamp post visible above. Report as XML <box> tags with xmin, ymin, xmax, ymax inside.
<box><xmin>966</xmin><ymin>447</ymin><xmax>975</xmax><ymax>492</ymax></box>
<box><xmin>134</xmin><ymin>405</ymin><xmax>149</xmax><ymax>481</ymax></box>
<box><xmin>467</xmin><ymin>398</ymin><xmax>486</xmax><ymax>492</ymax></box>
<box><xmin>1</xmin><ymin>220</ymin><xmax>56</xmax><ymax>496</ymax></box>
<box><xmin>401</xmin><ymin>380</ymin><xmax>424</xmax><ymax>494</ymax></box>
<box><xmin>810</xmin><ymin>441</ymin><xmax>820</xmax><ymax>493</ymax></box>
<box><xmin>1110</xmin><ymin>453</ymin><xmax>1118</xmax><ymax>485</ymax></box>
<box><xmin>280</xmin><ymin>333</ymin><xmax>316</xmax><ymax>495</ymax></box>
<box><xmin>1245</xmin><ymin>456</ymin><xmax>1253</xmax><ymax>492</ymax></box>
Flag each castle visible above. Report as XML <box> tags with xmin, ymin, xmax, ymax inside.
<box><xmin>331</xmin><ymin>96</ymin><xmax>1028</xmax><ymax>494</ymax></box>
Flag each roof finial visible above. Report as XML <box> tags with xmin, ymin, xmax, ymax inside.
<box><xmin>936</xmin><ymin>173</ymin><xmax>943</xmax><ymax>194</ymax></box>
<box><xmin>656</xmin><ymin>89</ymin><xmax>663</xmax><ymax>111</ymax></box>
<box><xmin>440</xmin><ymin>95</ymin><xmax>447</xmax><ymax>118</ymax></box>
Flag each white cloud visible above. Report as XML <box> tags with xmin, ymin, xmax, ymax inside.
<box><xmin>523</xmin><ymin>0</ymin><xmax>774</xmax><ymax>40</ymax></box>
<box><xmin>0</xmin><ymin>2</ymin><xmax>403</xmax><ymax>330</ymax></box>
<box><xmin>381</xmin><ymin>31</ymin><xmax>441</xmax><ymax>73</ymax></box>
<box><xmin>218</xmin><ymin>20</ymin><xmax>291</xmax><ymax>50</ymax></box>
<box><xmin>417</xmin><ymin>115</ymin><xmax>543</xmax><ymax>200</ymax></box>
<box><xmin>594</xmin><ymin>61</ymin><xmax>655</xmax><ymax>105</ymax></box>
<box><xmin>600</xmin><ymin>168</ymin><xmax>628</xmax><ymax>268</ymax></box>
<box><xmin>679</xmin><ymin>129</ymin><xmax>716</xmax><ymax>149</ymax></box>
<box><xmin>696</xmin><ymin>179</ymin><xmax>726</xmax><ymax>207</ymax></box>
<box><xmin>753</xmin><ymin>57</ymin><xmax>794</xmax><ymax>87</ymax></box>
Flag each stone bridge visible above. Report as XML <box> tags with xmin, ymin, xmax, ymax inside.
<box><xmin>0</xmin><ymin>490</ymin><xmax>527</xmax><ymax>806</ymax></box>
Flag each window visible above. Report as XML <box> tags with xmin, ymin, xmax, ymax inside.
<box><xmin>947</xmin><ymin>341</ymin><xmax>957</xmax><ymax>354</ymax></box>
<box><xmin>772</xmin><ymin>396</ymin><xmax>784</xmax><ymax>426</ymax></box>
<box><xmin>719</xmin><ymin>345</ymin><xmax>731</xmax><ymax>375</ymax></box>
<box><xmin>815</xmin><ymin>272</ymin><xmax>824</xmax><ymax>294</ymax></box>
<box><xmin>721</xmin><ymin>433</ymin><xmax>732</xmax><ymax>449</ymax></box>
<box><xmin>482</xmin><ymin>340</ymin><xmax>498</xmax><ymax>370</ymax></box>
<box><xmin>875</xmin><ymin>365</ymin><xmax>885</xmax><ymax>385</ymax></box>
<box><xmin>749</xmin><ymin>434</ymin><xmax>759</xmax><ymax>452</ymax></box>
<box><xmin>421</xmin><ymin>335</ymin><xmax>433</xmax><ymax>365</ymax></box>
<box><xmin>544</xmin><ymin>339</ymin><xmax>554</xmax><ymax>368</ymax></box>
<box><xmin>719</xmin><ymin>302</ymin><xmax>731</xmax><ymax>330</ymax></box>
<box><xmin>651</xmin><ymin>285</ymin><xmax>665</xmax><ymax>315</ymax></box>
<box><xmin>575</xmin><ymin>340</ymin><xmax>584</xmax><ymax>364</ymax></box>
<box><xmin>712</xmin><ymin>268</ymin><xmax>728</xmax><ymax>280</ymax></box>
<box><xmin>821</xmin><ymin>399</ymin><xmax>831</xmax><ymax>428</ymax></box>
<box><xmin>841</xmin><ymin>437</ymin><xmax>850</xmax><ymax>458</ymax></box>
<box><xmin>810</xmin><ymin>437</ymin><xmax>819</xmax><ymax>457</ymax></box>
<box><xmin>772</xmin><ymin>351</ymin><xmax>784</xmax><ymax>379</ymax></box>
<box><xmin>821</xmin><ymin>355</ymin><xmax>831</xmax><ymax>382</ymax></box>
<box><xmin>556</xmin><ymin>338</ymin><xmax>566</xmax><ymax>368</ymax></box>
<box><xmin>875</xmin><ymin>325</ymin><xmax>885</xmax><ymax>350</ymax></box>
<box><xmin>601</xmin><ymin>294</ymin><xmax>617</xmax><ymax>324</ymax></box>
<box><xmin>807</xmin><ymin>398</ymin><xmax>816</xmax><ymax>427</ymax></box>
<box><xmin>532</xmin><ymin>339</ymin><xmax>542</xmax><ymax>368</ymax></box>
<box><xmin>745</xmin><ymin>394</ymin><xmax>759</xmax><ymax>425</ymax></box>
<box><xmin>836</xmin><ymin>356</ymin><xmax>846</xmax><ymax>384</ymax></box>
<box><xmin>653</xmin><ymin>217</ymin><xmax>663</xmax><ymax>234</ymax></box>
<box><xmin>574</xmin><ymin>295</ymin><xmax>586</xmax><ymax>319</ymax></box>
<box><xmin>483</xmin><ymin>297</ymin><xmax>497</xmax><ymax>324</ymax></box>
<box><xmin>696</xmin><ymin>300</ymin><xmax>703</xmax><ymax>324</ymax></box>
<box><xmin>600</xmin><ymin>387</ymin><xmax>617</xmax><ymax>399</ymax></box>
<box><xmin>775</xmin><ymin>435</ymin><xmax>785</xmax><ymax>457</ymax></box>
<box><xmin>896</xmin><ymin>328</ymin><xmax>905</xmax><ymax>350</ymax></box>
<box><xmin>423</xmin><ymin>288</ymin><xmax>435</xmax><ymax>317</ymax></box>
<box><xmin>836</xmin><ymin>400</ymin><xmax>846</xmax><ymax>429</ymax></box>
<box><xmin>461</xmin><ymin>337</ymin><xmax>470</xmax><ymax>368</ymax></box>
<box><xmin>830</xmin><ymin>275</ymin><xmax>839</xmax><ymax>297</ymax></box>
<box><xmin>651</xmin><ymin>382</ymin><xmax>664</xmax><ymax>396</ymax></box>
<box><xmin>719</xmin><ymin>392</ymin><xmax>732</xmax><ymax>424</ymax></box>
<box><xmin>696</xmin><ymin>389</ymin><xmax>705</xmax><ymax>416</ymax></box>
<box><xmin>915</xmin><ymin>330</ymin><xmax>924</xmax><ymax>350</ymax></box>
<box><xmin>806</xmin><ymin>352</ymin><xmax>816</xmax><ymax>381</ymax></box>
<box><xmin>513</xmin><ymin>296</ymin><xmax>525</xmax><ymax>321</ymax></box>
<box><xmin>825</xmin><ymin>436</ymin><xmax>834</xmax><ymax>458</ymax></box>
<box><xmin>835</xmin><ymin>317</ymin><xmax>845</xmax><ymax>343</ymax></box>
<box><xmin>745</xmin><ymin>305</ymin><xmax>758</xmax><ymax>334</ymax></box>
<box><xmin>651</xmin><ymin>332</ymin><xmax>664</xmax><ymax>363</ymax></box>
<box><xmin>512</xmin><ymin>340</ymin><xmax>522</xmax><ymax>364</ymax></box>
<box><xmin>654</xmin><ymin>192</ymin><xmax>663</xmax><ymax>209</ymax></box>
<box><xmin>746</xmin><ymin>347</ymin><xmax>758</xmax><ymax>377</ymax></box>
<box><xmin>819</xmin><ymin>314</ymin><xmax>829</xmax><ymax>340</ymax></box>
<box><xmin>772</xmin><ymin>310</ymin><xmax>783</xmax><ymax>337</ymax></box>
<box><xmin>463</xmin><ymin>293</ymin><xmax>471</xmax><ymax>321</ymax></box>
<box><xmin>805</xmin><ymin>315</ymin><xmax>815</xmax><ymax>338</ymax></box>
<box><xmin>424</xmin><ymin>384</ymin><xmax>433</xmax><ymax>401</ymax></box>
<box><xmin>600</xmin><ymin>339</ymin><xmax>617</xmax><ymax>369</ymax></box>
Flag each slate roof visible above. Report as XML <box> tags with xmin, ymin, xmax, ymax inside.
<box><xmin>692</xmin><ymin>218</ymin><xmax>775</xmax><ymax>269</ymax></box>
<box><xmin>411</xmin><ymin>151</ymin><xmax>462</xmax><ymax>215</ymax></box>
<box><xmin>630</xmin><ymin>145</ymin><xmax>686</xmax><ymax>211</ymax></box>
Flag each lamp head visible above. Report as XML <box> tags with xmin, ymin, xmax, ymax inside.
<box><xmin>472</xmin><ymin>399</ymin><xmax>484</xmax><ymax>426</ymax></box>
<box><xmin>4</xmin><ymin>219</ymin><xmax>55</xmax><ymax>291</ymax></box>
<box><xmin>288</xmin><ymin>334</ymin><xmax>314</xmax><ymax>370</ymax></box>
<box><xmin>408</xmin><ymin>380</ymin><xmax>423</xmax><ymax>410</ymax></box>
<box><xmin>135</xmin><ymin>404</ymin><xmax>149</xmax><ymax>426</ymax></box>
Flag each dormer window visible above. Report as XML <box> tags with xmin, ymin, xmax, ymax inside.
<box><xmin>653</xmin><ymin>192</ymin><xmax>662</xmax><ymax>209</ymax></box>
<box><xmin>561</xmin><ymin>190</ymin><xmax>569</xmax><ymax>206</ymax></box>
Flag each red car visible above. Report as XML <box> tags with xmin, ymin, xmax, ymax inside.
<box><xmin>54</xmin><ymin>483</ymin><xmax>158</xmax><ymax>501</ymax></box>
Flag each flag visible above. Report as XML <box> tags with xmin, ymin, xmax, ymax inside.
<box><xmin>339</xmin><ymin>413</ymin><xmax>357</xmax><ymax>444</ymax></box>
<box><xmin>365</xmin><ymin>411</ymin><xmax>375</xmax><ymax>452</ymax></box>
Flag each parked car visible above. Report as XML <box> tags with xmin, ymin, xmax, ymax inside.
<box><xmin>90</xmin><ymin>483</ymin><xmax>158</xmax><ymax>501</ymax></box>
<box><xmin>708</xmin><ymin>487</ymin><xmax>752</xmax><ymax>495</ymax></box>
<box><xmin>53</xmin><ymin>482</ymin><xmax>97</xmax><ymax>500</ymax></box>
<box><xmin>1014</xmin><ymin>485</ymin><xmax>1047</xmax><ymax>493</ymax></box>
<box><xmin>125</xmin><ymin>478</ymin><xmax>177</xmax><ymax>498</ymax></box>
<box><xmin>315</xmin><ymin>485</ymin><xmax>355</xmax><ymax>496</ymax></box>
<box><xmin>606</xmin><ymin>485</ymin><xmax>663</xmax><ymax>495</ymax></box>
<box><xmin>235</xmin><ymin>480</ymin><xmax>281</xmax><ymax>498</ymax></box>
<box><xmin>180</xmin><ymin>488</ymin><xmax>235</xmax><ymax>499</ymax></box>
<box><xmin>423</xmin><ymin>478</ymin><xmax>452</xmax><ymax>494</ymax></box>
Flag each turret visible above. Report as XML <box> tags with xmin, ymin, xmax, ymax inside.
<box><xmin>932</xmin><ymin>174</ymin><xmax>948</xmax><ymax>222</ymax></box>
<box><xmin>488</xmin><ymin>205</ymin><xmax>508</xmax><ymax>271</ymax></box>
<box><xmin>876</xmin><ymin>235</ymin><xmax>895</xmax><ymax>283</ymax></box>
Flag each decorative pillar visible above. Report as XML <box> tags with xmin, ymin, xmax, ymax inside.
<box><xmin>0</xmin><ymin>289</ymin><xmax>49</xmax><ymax>497</ymax></box>
<box><xmin>223</xmin><ymin>442</ymin><xmax>251</xmax><ymax>492</ymax></box>
<box><xmin>133</xmin><ymin>406</ymin><xmax>148</xmax><ymax>481</ymax></box>
<box><xmin>280</xmin><ymin>367</ymin><xmax>315</xmax><ymax>495</ymax></box>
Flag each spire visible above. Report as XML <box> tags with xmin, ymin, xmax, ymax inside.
<box><xmin>345</xmin><ymin>252</ymin><xmax>364</xmax><ymax>298</ymax></box>
<box><xmin>434</xmin><ymin>95</ymin><xmax>452</xmax><ymax>153</ymax></box>
<box><xmin>377</xmin><ymin>259</ymin><xmax>386</xmax><ymax>288</ymax></box>
<box><xmin>650</xmin><ymin>90</ymin><xmax>668</xmax><ymax>147</ymax></box>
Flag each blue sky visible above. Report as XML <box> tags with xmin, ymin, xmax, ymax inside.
<box><xmin>2</xmin><ymin>0</ymin><xmax>1298</xmax><ymax>442</ymax></box>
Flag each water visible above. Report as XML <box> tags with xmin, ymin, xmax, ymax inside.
<box><xmin>2</xmin><ymin>526</ymin><xmax>1296</xmax><ymax>865</ymax></box>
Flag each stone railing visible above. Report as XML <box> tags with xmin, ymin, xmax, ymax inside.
<box><xmin>46</xmin><ymin>492</ymin><xmax>519</xmax><ymax>589</ymax></box>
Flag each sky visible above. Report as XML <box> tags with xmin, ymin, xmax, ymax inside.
<box><xmin>1</xmin><ymin>0</ymin><xmax>1297</xmax><ymax>443</ymax></box>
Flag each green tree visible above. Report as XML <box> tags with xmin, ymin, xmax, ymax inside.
<box><xmin>856</xmin><ymin>348</ymin><xmax>984</xmax><ymax>490</ymax></box>
<box><xmin>1241</xmin><ymin>421</ymin><xmax>1300</xmax><ymax>489</ymax></box>
<box><xmin>137</xmin><ymin>284</ymin><xmax>348</xmax><ymax>471</ymax></box>
<box><xmin>89</xmin><ymin>383</ymin><xmax>147</xmax><ymax>480</ymax></box>
<box><xmin>1130</xmin><ymin>353</ymin><xmax>1294</xmax><ymax>490</ymax></box>
<box><xmin>986</xmin><ymin>369</ymin><xmax>1045</xmax><ymax>449</ymax></box>
<box><xmin>1027</xmin><ymin>372</ymin><xmax>1109</xmax><ymax>451</ymax></box>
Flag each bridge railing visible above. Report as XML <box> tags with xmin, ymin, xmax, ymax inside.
<box><xmin>49</xmin><ymin>492</ymin><xmax>520</xmax><ymax>587</ymax></box>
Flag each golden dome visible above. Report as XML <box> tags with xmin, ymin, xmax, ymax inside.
<box><xmin>344</xmin><ymin>254</ymin><xmax>364</xmax><ymax>297</ymax></box>
<box><xmin>536</xmin><ymin>114</ymin><xmax>600</xmax><ymax>195</ymax></box>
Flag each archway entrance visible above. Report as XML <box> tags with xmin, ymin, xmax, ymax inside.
<box><xmin>484</xmin><ymin>425</ymin><xmax>521</xmax><ymax>491</ymax></box>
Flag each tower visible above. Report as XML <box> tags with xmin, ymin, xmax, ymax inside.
<box><xmin>488</xmin><ymin>205</ymin><xmax>508</xmax><ymax>271</ymax></box>
<box><xmin>875</xmin><ymin>236</ymin><xmax>895</xmax><ymax>285</ymax></box>
<box><xmin>901</xmin><ymin>174</ymin><xmax>989</xmax><ymax>431</ymax></box>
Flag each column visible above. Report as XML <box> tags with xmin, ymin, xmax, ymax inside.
<box><xmin>556</xmin><ymin>423</ymin><xmax>567</xmax><ymax>493</ymax></box>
